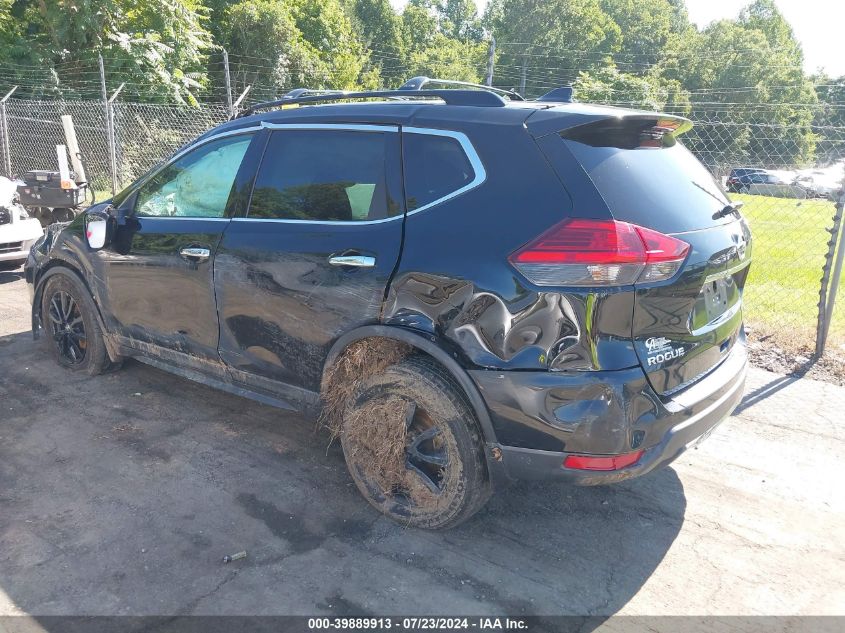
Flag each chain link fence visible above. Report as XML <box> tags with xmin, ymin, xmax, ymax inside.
<box><xmin>112</xmin><ymin>103</ymin><xmax>230</xmax><ymax>186</ymax></box>
<box><xmin>0</xmin><ymin>96</ymin><xmax>843</xmax><ymax>360</ymax></box>
<box><xmin>680</xmin><ymin>117</ymin><xmax>845</xmax><ymax>359</ymax></box>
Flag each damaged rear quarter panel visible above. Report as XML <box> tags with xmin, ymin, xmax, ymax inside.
<box><xmin>384</xmin><ymin>120</ymin><xmax>639</xmax><ymax>373</ymax></box>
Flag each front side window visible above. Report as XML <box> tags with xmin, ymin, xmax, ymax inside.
<box><xmin>135</xmin><ymin>134</ymin><xmax>253</xmax><ymax>218</ymax></box>
<box><xmin>248</xmin><ymin>130</ymin><xmax>397</xmax><ymax>222</ymax></box>
<box><xmin>403</xmin><ymin>133</ymin><xmax>475</xmax><ymax>211</ymax></box>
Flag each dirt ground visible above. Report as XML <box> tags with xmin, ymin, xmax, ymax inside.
<box><xmin>1</xmin><ymin>265</ymin><xmax>844</xmax><ymax>628</ymax></box>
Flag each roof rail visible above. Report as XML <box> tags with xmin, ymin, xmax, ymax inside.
<box><xmin>399</xmin><ymin>76</ymin><xmax>525</xmax><ymax>101</ymax></box>
<box><xmin>239</xmin><ymin>87</ymin><xmax>508</xmax><ymax>118</ymax></box>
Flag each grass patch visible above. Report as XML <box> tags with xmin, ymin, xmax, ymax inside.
<box><xmin>734</xmin><ymin>193</ymin><xmax>844</xmax><ymax>351</ymax></box>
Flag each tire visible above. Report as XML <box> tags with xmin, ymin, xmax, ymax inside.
<box><xmin>52</xmin><ymin>207</ymin><xmax>76</xmax><ymax>223</ymax></box>
<box><xmin>340</xmin><ymin>355</ymin><xmax>491</xmax><ymax>529</ymax></box>
<box><xmin>40</xmin><ymin>272</ymin><xmax>113</xmax><ymax>375</ymax></box>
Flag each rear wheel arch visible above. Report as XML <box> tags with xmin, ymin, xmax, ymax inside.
<box><xmin>322</xmin><ymin>325</ymin><xmax>500</xmax><ymax>452</ymax></box>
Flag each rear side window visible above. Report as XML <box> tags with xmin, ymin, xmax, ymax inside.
<box><xmin>559</xmin><ymin>118</ymin><xmax>733</xmax><ymax>233</ymax></box>
<box><xmin>248</xmin><ymin>130</ymin><xmax>398</xmax><ymax>222</ymax></box>
<box><xmin>403</xmin><ymin>132</ymin><xmax>476</xmax><ymax>211</ymax></box>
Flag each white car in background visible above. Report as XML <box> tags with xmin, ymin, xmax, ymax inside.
<box><xmin>794</xmin><ymin>165</ymin><xmax>843</xmax><ymax>200</ymax></box>
<box><xmin>0</xmin><ymin>176</ymin><xmax>44</xmax><ymax>271</ymax></box>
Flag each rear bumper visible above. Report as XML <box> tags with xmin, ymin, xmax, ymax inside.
<box><xmin>470</xmin><ymin>340</ymin><xmax>747</xmax><ymax>484</ymax></box>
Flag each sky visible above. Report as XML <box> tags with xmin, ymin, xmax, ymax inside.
<box><xmin>388</xmin><ymin>0</ymin><xmax>844</xmax><ymax>77</ymax></box>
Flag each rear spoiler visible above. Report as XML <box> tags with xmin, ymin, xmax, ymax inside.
<box><xmin>559</xmin><ymin>115</ymin><xmax>693</xmax><ymax>149</ymax></box>
<box><xmin>526</xmin><ymin>107</ymin><xmax>693</xmax><ymax>140</ymax></box>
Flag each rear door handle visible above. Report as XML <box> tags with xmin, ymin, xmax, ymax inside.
<box><xmin>328</xmin><ymin>254</ymin><xmax>376</xmax><ymax>268</ymax></box>
<box><xmin>180</xmin><ymin>247</ymin><xmax>211</xmax><ymax>262</ymax></box>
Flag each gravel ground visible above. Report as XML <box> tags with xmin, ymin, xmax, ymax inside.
<box><xmin>1</xmin><ymin>265</ymin><xmax>844</xmax><ymax>628</ymax></box>
<box><xmin>748</xmin><ymin>338</ymin><xmax>845</xmax><ymax>386</ymax></box>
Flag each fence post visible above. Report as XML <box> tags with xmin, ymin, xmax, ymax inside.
<box><xmin>222</xmin><ymin>48</ymin><xmax>234</xmax><ymax>119</ymax></box>
<box><xmin>107</xmin><ymin>83</ymin><xmax>125</xmax><ymax>194</ymax></box>
<box><xmin>0</xmin><ymin>86</ymin><xmax>17</xmax><ymax>178</ymax></box>
<box><xmin>816</xmin><ymin>170</ymin><xmax>845</xmax><ymax>356</ymax></box>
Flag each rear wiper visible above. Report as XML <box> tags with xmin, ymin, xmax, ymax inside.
<box><xmin>690</xmin><ymin>180</ymin><xmax>741</xmax><ymax>217</ymax></box>
<box><xmin>714</xmin><ymin>200</ymin><xmax>744</xmax><ymax>219</ymax></box>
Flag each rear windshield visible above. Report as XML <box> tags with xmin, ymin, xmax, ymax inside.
<box><xmin>561</xmin><ymin>122</ymin><xmax>733</xmax><ymax>233</ymax></box>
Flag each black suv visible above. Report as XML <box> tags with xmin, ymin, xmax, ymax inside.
<box><xmin>725</xmin><ymin>167</ymin><xmax>770</xmax><ymax>193</ymax></box>
<box><xmin>25</xmin><ymin>78</ymin><xmax>750</xmax><ymax>529</ymax></box>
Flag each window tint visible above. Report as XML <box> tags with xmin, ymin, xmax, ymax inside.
<box><xmin>403</xmin><ymin>133</ymin><xmax>475</xmax><ymax>211</ymax></box>
<box><xmin>135</xmin><ymin>134</ymin><xmax>252</xmax><ymax>217</ymax></box>
<box><xmin>248</xmin><ymin>130</ymin><xmax>396</xmax><ymax>222</ymax></box>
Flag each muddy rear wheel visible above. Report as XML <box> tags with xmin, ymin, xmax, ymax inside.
<box><xmin>340</xmin><ymin>355</ymin><xmax>491</xmax><ymax>529</ymax></box>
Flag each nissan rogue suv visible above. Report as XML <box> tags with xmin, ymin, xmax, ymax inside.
<box><xmin>25</xmin><ymin>78</ymin><xmax>750</xmax><ymax>529</ymax></box>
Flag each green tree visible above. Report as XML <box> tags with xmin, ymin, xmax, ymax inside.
<box><xmin>484</xmin><ymin>0</ymin><xmax>622</xmax><ymax>97</ymax></box>
<box><xmin>812</xmin><ymin>75</ymin><xmax>845</xmax><ymax>164</ymax></box>
<box><xmin>401</xmin><ymin>1</ymin><xmax>485</xmax><ymax>83</ymax></box>
<box><xmin>573</xmin><ymin>65</ymin><xmax>690</xmax><ymax>112</ymax></box>
<box><xmin>218</xmin><ymin>0</ymin><xmax>323</xmax><ymax>99</ymax></box>
<box><xmin>290</xmin><ymin>0</ymin><xmax>375</xmax><ymax>90</ymax></box>
<box><xmin>219</xmin><ymin>0</ymin><xmax>376</xmax><ymax>97</ymax></box>
<box><xmin>406</xmin><ymin>34</ymin><xmax>487</xmax><ymax>83</ymax></box>
<box><xmin>352</xmin><ymin>0</ymin><xmax>407</xmax><ymax>86</ymax></box>
<box><xmin>600</xmin><ymin>0</ymin><xmax>692</xmax><ymax>69</ymax></box>
<box><xmin>1</xmin><ymin>0</ymin><xmax>212</xmax><ymax>103</ymax></box>
<box><xmin>678</xmin><ymin>1</ymin><xmax>818</xmax><ymax>167</ymax></box>
<box><xmin>438</xmin><ymin>0</ymin><xmax>483</xmax><ymax>41</ymax></box>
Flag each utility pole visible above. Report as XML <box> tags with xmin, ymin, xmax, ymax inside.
<box><xmin>520</xmin><ymin>51</ymin><xmax>527</xmax><ymax>96</ymax></box>
<box><xmin>222</xmin><ymin>48</ymin><xmax>233</xmax><ymax>118</ymax></box>
<box><xmin>485</xmin><ymin>35</ymin><xmax>496</xmax><ymax>87</ymax></box>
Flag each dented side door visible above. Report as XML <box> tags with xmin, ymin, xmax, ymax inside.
<box><xmin>214</xmin><ymin>124</ymin><xmax>405</xmax><ymax>393</ymax></box>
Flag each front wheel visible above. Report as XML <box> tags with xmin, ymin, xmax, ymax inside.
<box><xmin>40</xmin><ymin>273</ymin><xmax>112</xmax><ymax>375</ymax></box>
<box><xmin>340</xmin><ymin>355</ymin><xmax>491</xmax><ymax>529</ymax></box>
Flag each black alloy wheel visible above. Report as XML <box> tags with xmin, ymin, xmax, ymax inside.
<box><xmin>47</xmin><ymin>290</ymin><xmax>87</xmax><ymax>365</ymax></box>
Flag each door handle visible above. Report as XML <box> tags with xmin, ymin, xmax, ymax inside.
<box><xmin>328</xmin><ymin>254</ymin><xmax>376</xmax><ymax>268</ymax></box>
<box><xmin>180</xmin><ymin>247</ymin><xmax>211</xmax><ymax>262</ymax></box>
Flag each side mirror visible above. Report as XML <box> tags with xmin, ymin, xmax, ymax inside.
<box><xmin>85</xmin><ymin>208</ymin><xmax>112</xmax><ymax>250</ymax></box>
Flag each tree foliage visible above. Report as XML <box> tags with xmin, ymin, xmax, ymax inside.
<box><xmin>485</xmin><ymin>0</ymin><xmax>622</xmax><ymax>95</ymax></box>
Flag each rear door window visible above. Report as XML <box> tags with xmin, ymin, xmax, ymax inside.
<box><xmin>402</xmin><ymin>132</ymin><xmax>478</xmax><ymax>212</ymax></box>
<box><xmin>248</xmin><ymin>129</ymin><xmax>399</xmax><ymax>222</ymax></box>
<box><xmin>559</xmin><ymin>119</ymin><xmax>734</xmax><ymax>233</ymax></box>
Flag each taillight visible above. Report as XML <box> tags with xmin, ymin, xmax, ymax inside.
<box><xmin>509</xmin><ymin>218</ymin><xmax>689</xmax><ymax>287</ymax></box>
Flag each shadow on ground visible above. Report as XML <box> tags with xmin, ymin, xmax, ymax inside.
<box><xmin>0</xmin><ymin>269</ymin><xmax>25</xmax><ymax>284</ymax></box>
<box><xmin>0</xmin><ymin>330</ymin><xmax>685</xmax><ymax>626</ymax></box>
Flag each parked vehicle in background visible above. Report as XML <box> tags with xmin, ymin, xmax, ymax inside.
<box><xmin>24</xmin><ymin>78</ymin><xmax>750</xmax><ymax>529</ymax></box>
<box><xmin>726</xmin><ymin>167</ymin><xmax>767</xmax><ymax>192</ymax></box>
<box><xmin>728</xmin><ymin>169</ymin><xmax>810</xmax><ymax>198</ymax></box>
<box><xmin>0</xmin><ymin>177</ymin><xmax>44</xmax><ymax>271</ymax></box>
<box><xmin>794</xmin><ymin>168</ymin><xmax>843</xmax><ymax>200</ymax></box>
<box><xmin>748</xmin><ymin>172</ymin><xmax>813</xmax><ymax>198</ymax></box>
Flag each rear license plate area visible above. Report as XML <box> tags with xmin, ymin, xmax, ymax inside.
<box><xmin>702</xmin><ymin>278</ymin><xmax>730</xmax><ymax>322</ymax></box>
